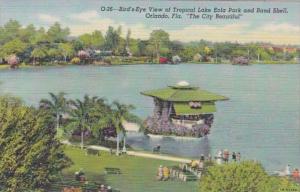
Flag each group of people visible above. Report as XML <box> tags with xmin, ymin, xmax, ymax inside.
<box><xmin>156</xmin><ymin>165</ymin><xmax>170</xmax><ymax>181</ymax></box>
<box><xmin>215</xmin><ymin>149</ymin><xmax>241</xmax><ymax>164</ymax></box>
<box><xmin>292</xmin><ymin>168</ymin><xmax>300</xmax><ymax>181</ymax></box>
<box><xmin>73</xmin><ymin>169</ymin><xmax>113</xmax><ymax>192</ymax></box>
<box><xmin>97</xmin><ymin>184</ymin><xmax>113</xmax><ymax>192</ymax></box>
<box><xmin>170</xmin><ymin>165</ymin><xmax>193</xmax><ymax>182</ymax></box>
<box><xmin>284</xmin><ymin>165</ymin><xmax>300</xmax><ymax>181</ymax></box>
<box><xmin>74</xmin><ymin>169</ymin><xmax>86</xmax><ymax>182</ymax></box>
<box><xmin>62</xmin><ymin>184</ymin><xmax>113</xmax><ymax>192</ymax></box>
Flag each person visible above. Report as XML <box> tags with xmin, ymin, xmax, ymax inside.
<box><xmin>153</xmin><ymin>145</ymin><xmax>161</xmax><ymax>153</ymax></box>
<box><xmin>216</xmin><ymin>150</ymin><xmax>223</xmax><ymax>165</ymax></box>
<box><xmin>223</xmin><ymin>149</ymin><xmax>229</xmax><ymax>163</ymax></box>
<box><xmin>232</xmin><ymin>152</ymin><xmax>237</xmax><ymax>161</ymax></box>
<box><xmin>200</xmin><ymin>154</ymin><xmax>205</xmax><ymax>162</ymax></box>
<box><xmin>99</xmin><ymin>184</ymin><xmax>107</xmax><ymax>192</ymax></box>
<box><xmin>208</xmin><ymin>154</ymin><xmax>212</xmax><ymax>161</ymax></box>
<box><xmin>157</xmin><ymin>165</ymin><xmax>163</xmax><ymax>181</ymax></box>
<box><xmin>157</xmin><ymin>145</ymin><xmax>161</xmax><ymax>151</ymax></box>
<box><xmin>107</xmin><ymin>186</ymin><xmax>112</xmax><ymax>192</ymax></box>
<box><xmin>198</xmin><ymin>161</ymin><xmax>204</xmax><ymax>171</ymax></box>
<box><xmin>236</xmin><ymin>152</ymin><xmax>241</xmax><ymax>161</ymax></box>
<box><xmin>75</xmin><ymin>169</ymin><xmax>85</xmax><ymax>181</ymax></box>
<box><xmin>236</xmin><ymin>152</ymin><xmax>241</xmax><ymax>162</ymax></box>
<box><xmin>191</xmin><ymin>160</ymin><xmax>198</xmax><ymax>169</ymax></box>
<box><xmin>182</xmin><ymin>163</ymin><xmax>187</xmax><ymax>172</ymax></box>
<box><xmin>292</xmin><ymin>168</ymin><xmax>300</xmax><ymax>180</ymax></box>
<box><xmin>110</xmin><ymin>147</ymin><xmax>113</xmax><ymax>155</ymax></box>
<box><xmin>163</xmin><ymin>166</ymin><xmax>170</xmax><ymax>180</ymax></box>
<box><xmin>285</xmin><ymin>164</ymin><xmax>291</xmax><ymax>176</ymax></box>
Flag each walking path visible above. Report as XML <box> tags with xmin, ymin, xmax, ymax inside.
<box><xmin>61</xmin><ymin>140</ymin><xmax>191</xmax><ymax>163</ymax></box>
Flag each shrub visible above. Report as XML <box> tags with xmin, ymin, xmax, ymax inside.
<box><xmin>6</xmin><ymin>54</ymin><xmax>20</xmax><ymax>69</ymax></box>
<box><xmin>71</xmin><ymin>57</ymin><xmax>81</xmax><ymax>64</ymax></box>
<box><xmin>199</xmin><ymin>161</ymin><xmax>276</xmax><ymax>192</ymax></box>
<box><xmin>77</xmin><ymin>50</ymin><xmax>90</xmax><ymax>60</ymax></box>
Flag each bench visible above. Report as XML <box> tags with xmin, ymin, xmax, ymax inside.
<box><xmin>86</xmin><ymin>148</ymin><xmax>100</xmax><ymax>156</ymax></box>
<box><xmin>104</xmin><ymin>167</ymin><xmax>121</xmax><ymax>175</ymax></box>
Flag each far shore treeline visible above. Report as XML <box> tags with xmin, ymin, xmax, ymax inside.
<box><xmin>0</xmin><ymin>19</ymin><xmax>299</xmax><ymax>68</ymax></box>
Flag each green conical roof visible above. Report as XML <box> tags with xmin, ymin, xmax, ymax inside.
<box><xmin>141</xmin><ymin>82</ymin><xmax>229</xmax><ymax>102</ymax></box>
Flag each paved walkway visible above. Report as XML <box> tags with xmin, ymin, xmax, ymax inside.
<box><xmin>62</xmin><ymin>140</ymin><xmax>191</xmax><ymax>163</ymax></box>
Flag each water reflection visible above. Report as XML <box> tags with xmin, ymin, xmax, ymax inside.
<box><xmin>127</xmin><ymin>133</ymin><xmax>211</xmax><ymax>159</ymax></box>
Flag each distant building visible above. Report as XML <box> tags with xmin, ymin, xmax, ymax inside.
<box><xmin>261</xmin><ymin>45</ymin><xmax>298</xmax><ymax>53</ymax></box>
<box><xmin>193</xmin><ymin>53</ymin><xmax>202</xmax><ymax>62</ymax></box>
<box><xmin>232</xmin><ymin>56</ymin><xmax>249</xmax><ymax>65</ymax></box>
<box><xmin>159</xmin><ymin>57</ymin><xmax>169</xmax><ymax>64</ymax></box>
<box><xmin>172</xmin><ymin>55</ymin><xmax>181</xmax><ymax>64</ymax></box>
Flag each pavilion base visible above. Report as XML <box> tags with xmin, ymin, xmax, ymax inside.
<box><xmin>144</xmin><ymin>115</ymin><xmax>213</xmax><ymax>138</ymax></box>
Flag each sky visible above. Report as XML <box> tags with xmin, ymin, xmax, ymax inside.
<box><xmin>0</xmin><ymin>0</ymin><xmax>299</xmax><ymax>45</ymax></box>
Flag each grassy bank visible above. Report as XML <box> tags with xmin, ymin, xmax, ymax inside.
<box><xmin>1</xmin><ymin>60</ymin><xmax>299</xmax><ymax>70</ymax></box>
<box><xmin>58</xmin><ymin>146</ymin><xmax>198</xmax><ymax>192</ymax></box>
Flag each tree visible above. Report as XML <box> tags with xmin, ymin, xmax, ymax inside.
<box><xmin>232</xmin><ymin>49</ymin><xmax>248</xmax><ymax>58</ymax></box>
<box><xmin>0</xmin><ymin>39</ymin><xmax>27</xmax><ymax>58</ymax></box>
<box><xmin>137</xmin><ymin>40</ymin><xmax>148</xmax><ymax>56</ymax></box>
<box><xmin>128</xmin><ymin>38</ymin><xmax>139</xmax><ymax>56</ymax></box>
<box><xmin>39</xmin><ymin>92</ymin><xmax>67</xmax><ymax>134</ymax></box>
<box><xmin>180</xmin><ymin>45</ymin><xmax>199</xmax><ymax>62</ymax></box>
<box><xmin>88</xmin><ymin>98</ymin><xmax>114</xmax><ymax>142</ymax></box>
<box><xmin>47</xmin><ymin>22</ymin><xmax>70</xmax><ymax>43</ymax></box>
<box><xmin>111</xmin><ymin>101</ymin><xmax>135</xmax><ymax>155</ymax></box>
<box><xmin>67</xmin><ymin>95</ymin><xmax>100</xmax><ymax>149</ymax></box>
<box><xmin>0</xmin><ymin>96</ymin><xmax>71</xmax><ymax>191</ymax></box>
<box><xmin>199</xmin><ymin>161</ymin><xmax>278</xmax><ymax>192</ymax></box>
<box><xmin>6</xmin><ymin>54</ymin><xmax>20</xmax><ymax>69</ymax></box>
<box><xmin>18</xmin><ymin>24</ymin><xmax>36</xmax><ymax>43</ymax></box>
<box><xmin>126</xmin><ymin>29</ymin><xmax>131</xmax><ymax>48</ymax></box>
<box><xmin>58</xmin><ymin>43</ymin><xmax>74</xmax><ymax>62</ymax></box>
<box><xmin>68</xmin><ymin>99</ymin><xmax>88</xmax><ymax>149</ymax></box>
<box><xmin>255</xmin><ymin>47</ymin><xmax>271</xmax><ymax>61</ymax></box>
<box><xmin>104</xmin><ymin>26</ymin><xmax>121</xmax><ymax>54</ymax></box>
<box><xmin>31</xmin><ymin>27</ymin><xmax>47</xmax><ymax>44</ymax></box>
<box><xmin>123</xmin><ymin>29</ymin><xmax>132</xmax><ymax>56</ymax></box>
<box><xmin>79</xmin><ymin>30</ymin><xmax>105</xmax><ymax>49</ymax></box>
<box><xmin>47</xmin><ymin>48</ymin><xmax>61</xmax><ymax>62</ymax></box>
<box><xmin>71</xmin><ymin>39</ymin><xmax>84</xmax><ymax>52</ymax></box>
<box><xmin>71</xmin><ymin>57</ymin><xmax>80</xmax><ymax>64</ymax></box>
<box><xmin>79</xmin><ymin>33</ymin><xmax>93</xmax><ymax>48</ymax></box>
<box><xmin>149</xmin><ymin>29</ymin><xmax>170</xmax><ymax>62</ymax></box>
<box><xmin>0</xmin><ymin>19</ymin><xmax>21</xmax><ymax>44</ymax></box>
<box><xmin>91</xmin><ymin>30</ymin><xmax>105</xmax><ymax>49</ymax></box>
<box><xmin>170</xmin><ymin>41</ymin><xmax>184</xmax><ymax>55</ymax></box>
<box><xmin>77</xmin><ymin>50</ymin><xmax>90</xmax><ymax>63</ymax></box>
<box><xmin>204</xmin><ymin>46</ymin><xmax>212</xmax><ymax>55</ymax></box>
<box><xmin>31</xmin><ymin>46</ymin><xmax>47</xmax><ymax>65</ymax></box>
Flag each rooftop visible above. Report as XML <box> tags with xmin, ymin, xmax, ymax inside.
<box><xmin>141</xmin><ymin>81</ymin><xmax>229</xmax><ymax>102</ymax></box>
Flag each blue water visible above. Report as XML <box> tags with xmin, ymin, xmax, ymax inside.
<box><xmin>0</xmin><ymin>64</ymin><xmax>299</xmax><ymax>171</ymax></box>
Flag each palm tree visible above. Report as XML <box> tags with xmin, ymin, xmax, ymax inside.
<box><xmin>90</xmin><ymin>102</ymin><xmax>113</xmax><ymax>144</ymax></box>
<box><xmin>39</xmin><ymin>92</ymin><xmax>67</xmax><ymax>133</ymax></box>
<box><xmin>112</xmin><ymin>101</ymin><xmax>135</xmax><ymax>155</ymax></box>
<box><xmin>68</xmin><ymin>95</ymin><xmax>106</xmax><ymax>149</ymax></box>
<box><xmin>68</xmin><ymin>99</ymin><xmax>89</xmax><ymax>150</ymax></box>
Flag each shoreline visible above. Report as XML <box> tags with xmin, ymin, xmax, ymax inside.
<box><xmin>147</xmin><ymin>133</ymin><xmax>202</xmax><ymax>140</ymax></box>
<box><xmin>0</xmin><ymin>61</ymin><xmax>299</xmax><ymax>70</ymax></box>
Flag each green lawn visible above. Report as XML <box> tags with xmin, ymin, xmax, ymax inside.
<box><xmin>61</xmin><ymin>146</ymin><xmax>198</xmax><ymax>192</ymax></box>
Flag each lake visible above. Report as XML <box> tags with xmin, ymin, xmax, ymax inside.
<box><xmin>0</xmin><ymin>64</ymin><xmax>299</xmax><ymax>172</ymax></box>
